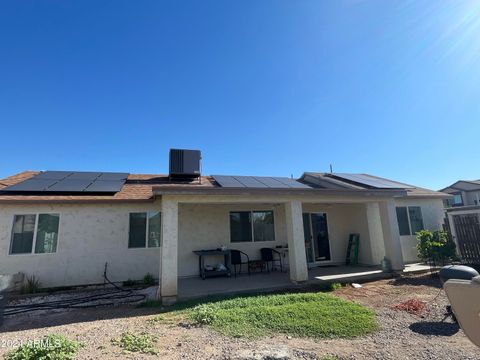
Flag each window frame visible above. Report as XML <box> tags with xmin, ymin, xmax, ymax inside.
<box><xmin>395</xmin><ymin>206</ymin><xmax>425</xmax><ymax>236</ymax></box>
<box><xmin>128</xmin><ymin>211</ymin><xmax>162</xmax><ymax>249</ymax></box>
<box><xmin>9</xmin><ymin>213</ymin><xmax>61</xmax><ymax>255</ymax></box>
<box><xmin>229</xmin><ymin>210</ymin><xmax>276</xmax><ymax>243</ymax></box>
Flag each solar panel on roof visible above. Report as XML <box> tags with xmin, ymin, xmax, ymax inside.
<box><xmin>252</xmin><ymin>177</ymin><xmax>286</xmax><ymax>188</ymax></box>
<box><xmin>0</xmin><ymin>171</ymin><xmax>129</xmax><ymax>194</ymax></box>
<box><xmin>68</xmin><ymin>172</ymin><xmax>102</xmax><ymax>180</ymax></box>
<box><xmin>330</xmin><ymin>173</ymin><xmax>414</xmax><ymax>189</ymax></box>
<box><xmin>97</xmin><ymin>173</ymin><xmax>129</xmax><ymax>181</ymax></box>
<box><xmin>212</xmin><ymin>175</ymin><xmax>246</xmax><ymax>188</ymax></box>
<box><xmin>47</xmin><ymin>179</ymin><xmax>93</xmax><ymax>192</ymax></box>
<box><xmin>212</xmin><ymin>175</ymin><xmax>311</xmax><ymax>189</ymax></box>
<box><xmin>272</xmin><ymin>177</ymin><xmax>311</xmax><ymax>189</ymax></box>
<box><xmin>84</xmin><ymin>180</ymin><xmax>125</xmax><ymax>192</ymax></box>
<box><xmin>34</xmin><ymin>171</ymin><xmax>71</xmax><ymax>180</ymax></box>
<box><xmin>3</xmin><ymin>179</ymin><xmax>58</xmax><ymax>191</ymax></box>
<box><xmin>234</xmin><ymin>176</ymin><xmax>269</xmax><ymax>188</ymax></box>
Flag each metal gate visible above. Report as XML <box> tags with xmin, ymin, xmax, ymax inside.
<box><xmin>452</xmin><ymin>213</ymin><xmax>480</xmax><ymax>265</ymax></box>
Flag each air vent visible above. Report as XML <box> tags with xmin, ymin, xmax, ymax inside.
<box><xmin>169</xmin><ymin>149</ymin><xmax>201</xmax><ymax>178</ymax></box>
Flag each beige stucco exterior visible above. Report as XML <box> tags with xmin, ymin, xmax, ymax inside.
<box><xmin>393</xmin><ymin>198</ymin><xmax>445</xmax><ymax>263</ymax></box>
<box><xmin>0</xmin><ymin>194</ymin><xmax>445</xmax><ymax>293</ymax></box>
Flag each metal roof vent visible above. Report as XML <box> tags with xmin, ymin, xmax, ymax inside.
<box><xmin>169</xmin><ymin>149</ymin><xmax>201</xmax><ymax>179</ymax></box>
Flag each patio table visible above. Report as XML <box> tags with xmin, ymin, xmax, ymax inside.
<box><xmin>193</xmin><ymin>249</ymin><xmax>232</xmax><ymax>279</ymax></box>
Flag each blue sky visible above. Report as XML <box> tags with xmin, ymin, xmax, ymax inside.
<box><xmin>1</xmin><ymin>1</ymin><xmax>479</xmax><ymax>190</ymax></box>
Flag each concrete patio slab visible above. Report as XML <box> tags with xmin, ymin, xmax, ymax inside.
<box><xmin>178</xmin><ymin>265</ymin><xmax>391</xmax><ymax>300</ymax></box>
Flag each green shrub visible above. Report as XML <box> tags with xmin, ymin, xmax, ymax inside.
<box><xmin>328</xmin><ymin>282</ymin><xmax>342</xmax><ymax>291</ymax></box>
<box><xmin>416</xmin><ymin>230</ymin><xmax>457</xmax><ymax>262</ymax></box>
<box><xmin>190</xmin><ymin>304</ymin><xmax>217</xmax><ymax>325</ymax></box>
<box><xmin>111</xmin><ymin>332</ymin><xmax>157</xmax><ymax>355</ymax></box>
<box><xmin>20</xmin><ymin>275</ymin><xmax>41</xmax><ymax>294</ymax></box>
<box><xmin>4</xmin><ymin>334</ymin><xmax>82</xmax><ymax>360</ymax></box>
<box><xmin>122</xmin><ymin>279</ymin><xmax>136</xmax><ymax>287</ymax></box>
<box><xmin>143</xmin><ymin>273</ymin><xmax>155</xmax><ymax>286</ymax></box>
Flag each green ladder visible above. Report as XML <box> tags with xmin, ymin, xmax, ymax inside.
<box><xmin>346</xmin><ymin>233</ymin><xmax>360</xmax><ymax>265</ymax></box>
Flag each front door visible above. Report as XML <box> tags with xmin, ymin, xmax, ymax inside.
<box><xmin>303</xmin><ymin>213</ymin><xmax>331</xmax><ymax>264</ymax></box>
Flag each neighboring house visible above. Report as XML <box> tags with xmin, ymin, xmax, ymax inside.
<box><xmin>441</xmin><ymin>180</ymin><xmax>480</xmax><ymax>265</ymax></box>
<box><xmin>441</xmin><ymin>180</ymin><xmax>480</xmax><ymax>207</ymax></box>
<box><xmin>0</xmin><ymin>151</ymin><xmax>447</xmax><ymax>303</ymax></box>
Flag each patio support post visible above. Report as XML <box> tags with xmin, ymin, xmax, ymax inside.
<box><xmin>285</xmin><ymin>200</ymin><xmax>308</xmax><ymax>283</ymax></box>
<box><xmin>379</xmin><ymin>199</ymin><xmax>404</xmax><ymax>271</ymax></box>
<box><xmin>366</xmin><ymin>202</ymin><xmax>386</xmax><ymax>265</ymax></box>
<box><xmin>159</xmin><ymin>196</ymin><xmax>179</xmax><ymax>305</ymax></box>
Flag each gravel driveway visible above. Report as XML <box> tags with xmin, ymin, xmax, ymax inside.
<box><xmin>0</xmin><ymin>275</ymin><xmax>478</xmax><ymax>360</ymax></box>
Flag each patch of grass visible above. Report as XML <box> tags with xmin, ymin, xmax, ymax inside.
<box><xmin>147</xmin><ymin>313</ymin><xmax>183</xmax><ymax>325</ymax></box>
<box><xmin>185</xmin><ymin>292</ymin><xmax>377</xmax><ymax>339</ymax></box>
<box><xmin>111</xmin><ymin>332</ymin><xmax>157</xmax><ymax>355</ymax></box>
<box><xmin>4</xmin><ymin>334</ymin><xmax>82</xmax><ymax>360</ymax></box>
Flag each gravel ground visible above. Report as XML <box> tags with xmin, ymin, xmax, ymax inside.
<box><xmin>0</xmin><ymin>275</ymin><xmax>478</xmax><ymax>360</ymax></box>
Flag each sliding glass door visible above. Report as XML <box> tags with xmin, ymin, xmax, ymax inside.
<box><xmin>303</xmin><ymin>213</ymin><xmax>331</xmax><ymax>264</ymax></box>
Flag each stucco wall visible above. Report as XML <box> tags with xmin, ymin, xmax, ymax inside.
<box><xmin>0</xmin><ymin>200</ymin><xmax>380</xmax><ymax>288</ymax></box>
<box><xmin>177</xmin><ymin>203</ymin><xmax>288</xmax><ymax>277</ymax></box>
<box><xmin>0</xmin><ymin>202</ymin><xmax>162</xmax><ymax>288</ymax></box>
<box><xmin>0</xmin><ymin>197</ymin><xmax>441</xmax><ymax>288</ymax></box>
<box><xmin>301</xmin><ymin>203</ymin><xmax>374</xmax><ymax>266</ymax></box>
<box><xmin>393</xmin><ymin>198</ymin><xmax>445</xmax><ymax>263</ymax></box>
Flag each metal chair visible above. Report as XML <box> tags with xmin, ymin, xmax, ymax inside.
<box><xmin>260</xmin><ymin>248</ymin><xmax>283</xmax><ymax>272</ymax></box>
<box><xmin>230</xmin><ymin>249</ymin><xmax>250</xmax><ymax>277</ymax></box>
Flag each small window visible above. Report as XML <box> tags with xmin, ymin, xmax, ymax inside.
<box><xmin>408</xmin><ymin>206</ymin><xmax>424</xmax><ymax>234</ymax></box>
<box><xmin>230</xmin><ymin>212</ymin><xmax>252</xmax><ymax>243</ymax></box>
<box><xmin>129</xmin><ymin>212</ymin><xmax>161</xmax><ymax>248</ymax></box>
<box><xmin>10</xmin><ymin>214</ymin><xmax>59</xmax><ymax>254</ymax></box>
<box><xmin>395</xmin><ymin>206</ymin><xmax>425</xmax><ymax>236</ymax></box>
<box><xmin>253</xmin><ymin>211</ymin><xmax>275</xmax><ymax>242</ymax></box>
<box><xmin>395</xmin><ymin>207</ymin><xmax>410</xmax><ymax>236</ymax></box>
<box><xmin>453</xmin><ymin>194</ymin><xmax>463</xmax><ymax>206</ymax></box>
<box><xmin>230</xmin><ymin>211</ymin><xmax>275</xmax><ymax>243</ymax></box>
<box><xmin>35</xmin><ymin>214</ymin><xmax>60</xmax><ymax>253</ymax></box>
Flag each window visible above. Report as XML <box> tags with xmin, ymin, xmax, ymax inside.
<box><xmin>395</xmin><ymin>206</ymin><xmax>424</xmax><ymax>236</ymax></box>
<box><xmin>408</xmin><ymin>206</ymin><xmax>424</xmax><ymax>234</ymax></box>
<box><xmin>453</xmin><ymin>194</ymin><xmax>463</xmax><ymax>206</ymax></box>
<box><xmin>128</xmin><ymin>212</ymin><xmax>161</xmax><ymax>248</ymax></box>
<box><xmin>395</xmin><ymin>207</ymin><xmax>410</xmax><ymax>236</ymax></box>
<box><xmin>230</xmin><ymin>211</ymin><xmax>275</xmax><ymax>242</ymax></box>
<box><xmin>10</xmin><ymin>214</ymin><xmax>59</xmax><ymax>254</ymax></box>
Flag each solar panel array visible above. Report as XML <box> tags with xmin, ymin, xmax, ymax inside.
<box><xmin>1</xmin><ymin>171</ymin><xmax>129</xmax><ymax>193</ymax></box>
<box><xmin>212</xmin><ymin>175</ymin><xmax>311</xmax><ymax>189</ymax></box>
<box><xmin>329</xmin><ymin>173</ymin><xmax>414</xmax><ymax>189</ymax></box>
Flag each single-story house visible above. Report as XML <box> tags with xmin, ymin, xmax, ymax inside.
<box><xmin>0</xmin><ymin>151</ymin><xmax>448</xmax><ymax>304</ymax></box>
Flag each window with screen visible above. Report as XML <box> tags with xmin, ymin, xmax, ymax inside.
<box><xmin>408</xmin><ymin>206</ymin><xmax>424</xmax><ymax>234</ymax></box>
<box><xmin>396</xmin><ymin>206</ymin><xmax>425</xmax><ymax>236</ymax></box>
<box><xmin>10</xmin><ymin>214</ymin><xmax>59</xmax><ymax>254</ymax></box>
<box><xmin>230</xmin><ymin>211</ymin><xmax>275</xmax><ymax>242</ymax></box>
<box><xmin>129</xmin><ymin>212</ymin><xmax>161</xmax><ymax>248</ymax></box>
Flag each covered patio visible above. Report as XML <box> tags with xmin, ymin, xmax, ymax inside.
<box><xmin>155</xmin><ymin>189</ymin><xmax>407</xmax><ymax>304</ymax></box>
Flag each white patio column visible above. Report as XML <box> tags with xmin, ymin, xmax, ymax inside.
<box><xmin>379</xmin><ymin>200</ymin><xmax>404</xmax><ymax>271</ymax></box>
<box><xmin>366</xmin><ymin>202</ymin><xmax>386</xmax><ymax>265</ymax></box>
<box><xmin>285</xmin><ymin>200</ymin><xmax>308</xmax><ymax>283</ymax></box>
<box><xmin>159</xmin><ymin>197</ymin><xmax>179</xmax><ymax>305</ymax></box>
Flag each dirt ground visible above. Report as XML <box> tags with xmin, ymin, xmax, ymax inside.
<box><xmin>0</xmin><ymin>275</ymin><xmax>479</xmax><ymax>360</ymax></box>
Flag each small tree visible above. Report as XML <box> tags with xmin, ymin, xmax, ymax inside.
<box><xmin>416</xmin><ymin>230</ymin><xmax>457</xmax><ymax>263</ymax></box>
